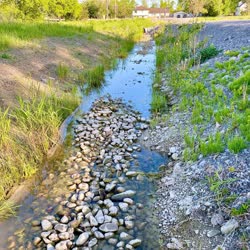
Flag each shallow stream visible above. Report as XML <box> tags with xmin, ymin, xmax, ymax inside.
<box><xmin>0</xmin><ymin>40</ymin><xmax>167</xmax><ymax>250</ymax></box>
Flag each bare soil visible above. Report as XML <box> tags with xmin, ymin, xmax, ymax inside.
<box><xmin>0</xmin><ymin>33</ymin><xmax>118</xmax><ymax>108</ymax></box>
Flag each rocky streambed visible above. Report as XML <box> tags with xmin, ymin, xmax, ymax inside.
<box><xmin>5</xmin><ymin>96</ymin><xmax>166</xmax><ymax>250</ymax></box>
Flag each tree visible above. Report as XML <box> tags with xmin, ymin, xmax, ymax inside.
<box><xmin>223</xmin><ymin>0</ymin><xmax>238</xmax><ymax>15</ymax></box>
<box><xmin>160</xmin><ymin>0</ymin><xmax>175</xmax><ymax>12</ymax></box>
<box><xmin>189</xmin><ymin>0</ymin><xmax>206</xmax><ymax>15</ymax></box>
<box><xmin>16</xmin><ymin>0</ymin><xmax>49</xmax><ymax>19</ymax></box>
<box><xmin>141</xmin><ymin>0</ymin><xmax>148</xmax><ymax>7</ymax></box>
<box><xmin>204</xmin><ymin>0</ymin><xmax>223</xmax><ymax>16</ymax></box>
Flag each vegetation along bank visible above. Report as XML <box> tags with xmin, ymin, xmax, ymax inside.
<box><xmin>0</xmin><ymin>18</ymin><xmax>153</xmax><ymax>219</ymax></box>
<box><xmin>143</xmin><ymin>20</ymin><xmax>250</xmax><ymax>249</ymax></box>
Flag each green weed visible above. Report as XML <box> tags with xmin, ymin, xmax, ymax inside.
<box><xmin>227</xmin><ymin>136</ymin><xmax>247</xmax><ymax>153</ymax></box>
<box><xmin>225</xmin><ymin>50</ymin><xmax>240</xmax><ymax>57</ymax></box>
<box><xmin>151</xmin><ymin>89</ymin><xmax>167</xmax><ymax>113</ymax></box>
<box><xmin>1</xmin><ymin>53</ymin><xmax>12</xmax><ymax>59</ymax></box>
<box><xmin>207</xmin><ymin>171</ymin><xmax>237</xmax><ymax>203</ymax></box>
<box><xmin>199</xmin><ymin>44</ymin><xmax>220</xmax><ymax>63</ymax></box>
<box><xmin>56</xmin><ymin>63</ymin><xmax>69</xmax><ymax>80</ymax></box>
<box><xmin>200</xmin><ymin>132</ymin><xmax>224</xmax><ymax>156</ymax></box>
<box><xmin>231</xmin><ymin>200</ymin><xmax>250</xmax><ymax>216</ymax></box>
<box><xmin>0</xmin><ymin>201</ymin><xmax>18</xmax><ymax>220</ymax></box>
<box><xmin>85</xmin><ymin>64</ymin><xmax>105</xmax><ymax>89</ymax></box>
<box><xmin>229</xmin><ymin>70</ymin><xmax>250</xmax><ymax>93</ymax></box>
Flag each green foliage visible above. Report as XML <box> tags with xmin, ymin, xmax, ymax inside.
<box><xmin>156</xmin><ymin>48</ymin><xmax>166</xmax><ymax>69</ymax></box>
<box><xmin>85</xmin><ymin>64</ymin><xmax>105</xmax><ymax>88</ymax></box>
<box><xmin>229</xmin><ymin>70</ymin><xmax>250</xmax><ymax>93</ymax></box>
<box><xmin>227</xmin><ymin>136</ymin><xmax>247</xmax><ymax>153</ymax></box>
<box><xmin>1</xmin><ymin>53</ymin><xmax>12</xmax><ymax>59</ymax></box>
<box><xmin>0</xmin><ymin>19</ymin><xmax>152</xmax><ymax>51</ymax></box>
<box><xmin>56</xmin><ymin>63</ymin><xmax>69</xmax><ymax>80</ymax></box>
<box><xmin>231</xmin><ymin>200</ymin><xmax>250</xmax><ymax>216</ymax></box>
<box><xmin>200</xmin><ymin>132</ymin><xmax>224</xmax><ymax>156</ymax></box>
<box><xmin>0</xmin><ymin>0</ymin><xmax>136</xmax><ymax>20</ymax></box>
<box><xmin>207</xmin><ymin>171</ymin><xmax>237</xmax><ymax>203</ymax></box>
<box><xmin>151</xmin><ymin>89</ymin><xmax>167</xmax><ymax>113</ymax></box>
<box><xmin>0</xmin><ymin>201</ymin><xmax>18</xmax><ymax>220</ymax></box>
<box><xmin>0</xmin><ymin>87</ymin><xmax>80</xmax><ymax>209</ymax></box>
<box><xmin>199</xmin><ymin>44</ymin><xmax>220</xmax><ymax>63</ymax></box>
<box><xmin>224</xmin><ymin>50</ymin><xmax>240</xmax><ymax>57</ymax></box>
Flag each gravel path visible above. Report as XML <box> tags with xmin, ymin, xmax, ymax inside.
<box><xmin>199</xmin><ymin>20</ymin><xmax>250</xmax><ymax>51</ymax></box>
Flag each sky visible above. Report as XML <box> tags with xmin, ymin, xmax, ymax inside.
<box><xmin>137</xmin><ymin>0</ymin><xmax>178</xmax><ymax>8</ymax></box>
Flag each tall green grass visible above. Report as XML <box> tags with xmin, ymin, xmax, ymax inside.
<box><xmin>0</xmin><ymin>19</ymin><xmax>153</xmax><ymax>51</ymax></box>
<box><xmin>0</xmin><ymin>87</ymin><xmax>80</xmax><ymax>219</ymax></box>
<box><xmin>85</xmin><ymin>64</ymin><xmax>105</xmax><ymax>88</ymax></box>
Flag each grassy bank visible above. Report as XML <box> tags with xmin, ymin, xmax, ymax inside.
<box><xmin>0</xmin><ymin>18</ymin><xmax>153</xmax><ymax>219</ymax></box>
<box><xmin>0</xmin><ymin>19</ymin><xmax>152</xmax><ymax>51</ymax></box>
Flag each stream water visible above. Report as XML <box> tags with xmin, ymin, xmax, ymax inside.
<box><xmin>0</xmin><ymin>40</ymin><xmax>167</xmax><ymax>250</ymax></box>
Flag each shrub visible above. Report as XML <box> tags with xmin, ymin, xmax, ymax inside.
<box><xmin>199</xmin><ymin>44</ymin><xmax>220</xmax><ymax>63</ymax></box>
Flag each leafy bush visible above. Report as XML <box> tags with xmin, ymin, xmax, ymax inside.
<box><xmin>199</xmin><ymin>44</ymin><xmax>220</xmax><ymax>63</ymax></box>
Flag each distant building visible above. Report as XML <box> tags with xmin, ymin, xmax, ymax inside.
<box><xmin>235</xmin><ymin>1</ymin><xmax>248</xmax><ymax>15</ymax></box>
<box><xmin>132</xmin><ymin>6</ymin><xmax>170</xmax><ymax>18</ymax></box>
<box><xmin>173</xmin><ymin>11</ymin><xmax>190</xmax><ymax>18</ymax></box>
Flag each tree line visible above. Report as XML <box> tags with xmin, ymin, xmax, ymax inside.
<box><xmin>0</xmin><ymin>0</ymin><xmax>136</xmax><ymax>20</ymax></box>
<box><xmin>177</xmin><ymin>0</ymin><xmax>249</xmax><ymax>16</ymax></box>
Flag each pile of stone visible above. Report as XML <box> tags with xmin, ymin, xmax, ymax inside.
<box><xmin>34</xmin><ymin>96</ymin><xmax>149</xmax><ymax>250</ymax></box>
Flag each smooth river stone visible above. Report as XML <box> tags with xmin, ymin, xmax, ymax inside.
<box><xmin>111</xmin><ymin>190</ymin><xmax>136</xmax><ymax>201</ymax></box>
<box><xmin>41</xmin><ymin>220</ymin><xmax>53</xmax><ymax>231</ymax></box>
<box><xmin>76</xmin><ymin>232</ymin><xmax>89</xmax><ymax>246</ymax></box>
<box><xmin>99</xmin><ymin>223</ymin><xmax>118</xmax><ymax>232</ymax></box>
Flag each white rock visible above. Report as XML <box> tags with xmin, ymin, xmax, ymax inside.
<box><xmin>99</xmin><ymin>223</ymin><xmax>118</xmax><ymax>232</ymax></box>
<box><xmin>76</xmin><ymin>232</ymin><xmax>89</xmax><ymax>246</ymax></box>
<box><xmin>129</xmin><ymin>239</ymin><xmax>142</xmax><ymax>247</ymax></box>
<box><xmin>221</xmin><ymin>219</ymin><xmax>239</xmax><ymax>234</ymax></box>
<box><xmin>120</xmin><ymin>232</ymin><xmax>132</xmax><ymax>241</ymax></box>
<box><xmin>41</xmin><ymin>220</ymin><xmax>53</xmax><ymax>231</ymax></box>
<box><xmin>119</xmin><ymin>202</ymin><xmax>129</xmax><ymax>212</ymax></box>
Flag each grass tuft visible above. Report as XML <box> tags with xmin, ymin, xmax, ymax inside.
<box><xmin>85</xmin><ymin>64</ymin><xmax>105</xmax><ymax>89</ymax></box>
<box><xmin>56</xmin><ymin>63</ymin><xmax>69</xmax><ymax>80</ymax></box>
<box><xmin>228</xmin><ymin>136</ymin><xmax>247</xmax><ymax>153</ymax></box>
<box><xmin>0</xmin><ymin>201</ymin><xmax>18</xmax><ymax>220</ymax></box>
<box><xmin>151</xmin><ymin>89</ymin><xmax>167</xmax><ymax>113</ymax></box>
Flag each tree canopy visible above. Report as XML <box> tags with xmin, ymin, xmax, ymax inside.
<box><xmin>0</xmin><ymin>0</ymin><xmax>136</xmax><ymax>20</ymax></box>
<box><xmin>177</xmin><ymin>0</ymin><xmax>246</xmax><ymax>16</ymax></box>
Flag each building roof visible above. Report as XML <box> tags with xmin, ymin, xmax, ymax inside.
<box><xmin>149</xmin><ymin>8</ymin><xmax>169</xmax><ymax>13</ymax></box>
<box><xmin>134</xmin><ymin>6</ymin><xmax>170</xmax><ymax>13</ymax></box>
<box><xmin>134</xmin><ymin>6</ymin><xmax>149</xmax><ymax>11</ymax></box>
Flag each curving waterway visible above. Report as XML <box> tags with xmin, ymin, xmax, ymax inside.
<box><xmin>0</xmin><ymin>40</ymin><xmax>167</xmax><ymax>250</ymax></box>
